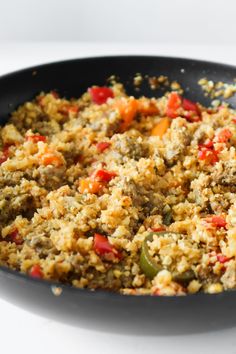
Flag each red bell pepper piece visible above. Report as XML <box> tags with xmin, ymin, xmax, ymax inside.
<box><xmin>211</xmin><ymin>216</ymin><xmax>227</xmax><ymax>228</ymax></box>
<box><xmin>205</xmin><ymin>215</ymin><xmax>227</xmax><ymax>228</ymax></box>
<box><xmin>198</xmin><ymin>139</ymin><xmax>214</xmax><ymax>149</ymax></box>
<box><xmin>93</xmin><ymin>233</ymin><xmax>121</xmax><ymax>259</ymax></box>
<box><xmin>166</xmin><ymin>92</ymin><xmax>182</xmax><ymax>118</ymax></box>
<box><xmin>217</xmin><ymin>254</ymin><xmax>231</xmax><ymax>264</ymax></box>
<box><xmin>2</xmin><ymin>145</ymin><xmax>10</xmax><ymax>155</ymax></box>
<box><xmin>216</xmin><ymin>128</ymin><xmax>232</xmax><ymax>143</ymax></box>
<box><xmin>96</xmin><ymin>142</ymin><xmax>111</xmax><ymax>153</ymax></box>
<box><xmin>89</xmin><ymin>87</ymin><xmax>114</xmax><ymax>105</ymax></box>
<box><xmin>29</xmin><ymin>265</ymin><xmax>43</xmax><ymax>279</ymax></box>
<box><xmin>92</xmin><ymin>169</ymin><xmax>117</xmax><ymax>182</ymax></box>
<box><xmin>150</xmin><ymin>226</ymin><xmax>166</xmax><ymax>232</ymax></box>
<box><xmin>166</xmin><ymin>94</ymin><xmax>201</xmax><ymax>122</ymax></box>
<box><xmin>182</xmin><ymin>98</ymin><xmax>201</xmax><ymax>122</ymax></box>
<box><xmin>182</xmin><ymin>98</ymin><xmax>199</xmax><ymax>113</ymax></box>
<box><xmin>6</xmin><ymin>229</ymin><xmax>23</xmax><ymax>245</ymax></box>
<box><xmin>26</xmin><ymin>135</ymin><xmax>47</xmax><ymax>143</ymax></box>
<box><xmin>0</xmin><ymin>145</ymin><xmax>10</xmax><ymax>165</ymax></box>
<box><xmin>184</xmin><ymin>112</ymin><xmax>201</xmax><ymax>122</ymax></box>
<box><xmin>198</xmin><ymin>147</ymin><xmax>219</xmax><ymax>165</ymax></box>
<box><xmin>198</xmin><ymin>139</ymin><xmax>219</xmax><ymax>165</ymax></box>
<box><xmin>0</xmin><ymin>154</ymin><xmax>8</xmax><ymax>164</ymax></box>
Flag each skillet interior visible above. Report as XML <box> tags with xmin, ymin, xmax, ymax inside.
<box><xmin>1</xmin><ymin>56</ymin><xmax>236</xmax><ymax>335</ymax></box>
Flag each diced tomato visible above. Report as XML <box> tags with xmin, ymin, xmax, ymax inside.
<box><xmin>92</xmin><ymin>169</ymin><xmax>117</xmax><ymax>182</ymax></box>
<box><xmin>182</xmin><ymin>98</ymin><xmax>199</xmax><ymax>113</ymax></box>
<box><xmin>232</xmin><ymin>117</ymin><xmax>236</xmax><ymax>124</ymax></box>
<box><xmin>166</xmin><ymin>92</ymin><xmax>182</xmax><ymax>118</ymax></box>
<box><xmin>216</xmin><ymin>128</ymin><xmax>232</xmax><ymax>143</ymax></box>
<box><xmin>217</xmin><ymin>254</ymin><xmax>231</xmax><ymax>264</ymax></box>
<box><xmin>26</xmin><ymin>135</ymin><xmax>47</xmax><ymax>143</ymax></box>
<box><xmin>6</xmin><ymin>229</ymin><xmax>23</xmax><ymax>245</ymax></box>
<box><xmin>29</xmin><ymin>265</ymin><xmax>43</xmax><ymax>279</ymax></box>
<box><xmin>198</xmin><ymin>147</ymin><xmax>219</xmax><ymax>165</ymax></box>
<box><xmin>205</xmin><ymin>215</ymin><xmax>227</xmax><ymax>228</ymax></box>
<box><xmin>89</xmin><ymin>86</ymin><xmax>114</xmax><ymax>105</ymax></box>
<box><xmin>93</xmin><ymin>233</ymin><xmax>121</xmax><ymax>259</ymax></box>
<box><xmin>96</xmin><ymin>142</ymin><xmax>111</xmax><ymax>153</ymax></box>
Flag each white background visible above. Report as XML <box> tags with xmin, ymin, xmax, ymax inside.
<box><xmin>1</xmin><ymin>1</ymin><xmax>236</xmax><ymax>353</ymax></box>
<box><xmin>0</xmin><ymin>0</ymin><xmax>235</xmax><ymax>44</ymax></box>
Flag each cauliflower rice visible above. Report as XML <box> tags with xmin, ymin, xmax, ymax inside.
<box><xmin>1</xmin><ymin>83</ymin><xmax>236</xmax><ymax>296</ymax></box>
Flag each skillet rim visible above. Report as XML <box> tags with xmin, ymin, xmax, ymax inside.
<box><xmin>1</xmin><ymin>54</ymin><xmax>236</xmax><ymax>81</ymax></box>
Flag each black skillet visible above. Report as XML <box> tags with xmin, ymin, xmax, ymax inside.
<box><xmin>0</xmin><ymin>56</ymin><xmax>236</xmax><ymax>336</ymax></box>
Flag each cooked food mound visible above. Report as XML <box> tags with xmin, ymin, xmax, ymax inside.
<box><xmin>1</xmin><ymin>84</ymin><xmax>236</xmax><ymax>296</ymax></box>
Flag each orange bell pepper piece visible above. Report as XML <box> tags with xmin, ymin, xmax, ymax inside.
<box><xmin>38</xmin><ymin>147</ymin><xmax>64</xmax><ymax>167</ymax></box>
<box><xmin>151</xmin><ymin>117</ymin><xmax>170</xmax><ymax>137</ymax></box>
<box><xmin>137</xmin><ymin>98</ymin><xmax>159</xmax><ymax>115</ymax></box>
<box><xmin>79</xmin><ymin>179</ymin><xmax>103</xmax><ymax>194</ymax></box>
<box><xmin>114</xmin><ymin>97</ymin><xmax>138</xmax><ymax>131</ymax></box>
<box><xmin>59</xmin><ymin>104</ymin><xmax>79</xmax><ymax>115</ymax></box>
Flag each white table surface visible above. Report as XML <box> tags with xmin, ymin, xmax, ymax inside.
<box><xmin>1</xmin><ymin>42</ymin><xmax>236</xmax><ymax>354</ymax></box>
